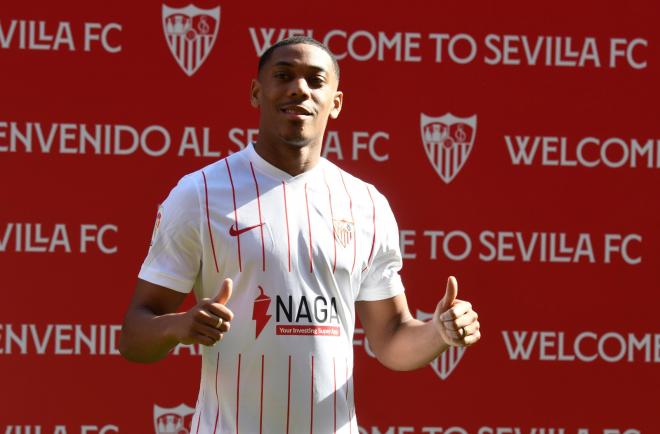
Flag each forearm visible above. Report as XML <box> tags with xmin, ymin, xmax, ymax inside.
<box><xmin>373</xmin><ymin>318</ymin><xmax>449</xmax><ymax>371</ymax></box>
<box><xmin>119</xmin><ymin>307</ymin><xmax>184</xmax><ymax>363</ymax></box>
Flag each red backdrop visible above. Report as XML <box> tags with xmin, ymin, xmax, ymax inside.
<box><xmin>1</xmin><ymin>1</ymin><xmax>658</xmax><ymax>433</ymax></box>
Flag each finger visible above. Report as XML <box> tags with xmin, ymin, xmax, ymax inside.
<box><xmin>463</xmin><ymin>330</ymin><xmax>482</xmax><ymax>346</ymax></box>
<box><xmin>196</xmin><ymin>309</ymin><xmax>222</xmax><ymax>328</ymax></box>
<box><xmin>201</xmin><ymin>315</ymin><xmax>231</xmax><ymax>333</ymax></box>
<box><xmin>213</xmin><ymin>278</ymin><xmax>233</xmax><ymax>305</ymax></box>
<box><xmin>446</xmin><ymin>323</ymin><xmax>479</xmax><ymax>342</ymax></box>
<box><xmin>443</xmin><ymin>310</ymin><xmax>478</xmax><ymax>330</ymax></box>
<box><xmin>193</xmin><ymin>332</ymin><xmax>218</xmax><ymax>347</ymax></box>
<box><xmin>459</xmin><ymin>322</ymin><xmax>479</xmax><ymax>336</ymax></box>
<box><xmin>439</xmin><ymin>300</ymin><xmax>472</xmax><ymax>322</ymax></box>
<box><xmin>207</xmin><ymin>304</ymin><xmax>234</xmax><ymax>322</ymax></box>
<box><xmin>219</xmin><ymin>321</ymin><xmax>231</xmax><ymax>333</ymax></box>
<box><xmin>196</xmin><ymin>309</ymin><xmax>232</xmax><ymax>331</ymax></box>
<box><xmin>437</xmin><ymin>276</ymin><xmax>458</xmax><ymax>312</ymax></box>
<box><xmin>194</xmin><ymin>322</ymin><xmax>223</xmax><ymax>342</ymax></box>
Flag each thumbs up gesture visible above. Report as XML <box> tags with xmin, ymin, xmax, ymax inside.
<box><xmin>432</xmin><ymin>276</ymin><xmax>481</xmax><ymax>347</ymax></box>
<box><xmin>176</xmin><ymin>278</ymin><xmax>235</xmax><ymax>347</ymax></box>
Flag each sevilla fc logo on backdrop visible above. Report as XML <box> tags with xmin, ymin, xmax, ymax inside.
<box><xmin>162</xmin><ymin>4</ymin><xmax>221</xmax><ymax>76</ymax></box>
<box><xmin>153</xmin><ymin>403</ymin><xmax>194</xmax><ymax>434</ymax></box>
<box><xmin>416</xmin><ymin>309</ymin><xmax>466</xmax><ymax>380</ymax></box>
<box><xmin>420</xmin><ymin>113</ymin><xmax>477</xmax><ymax>184</ymax></box>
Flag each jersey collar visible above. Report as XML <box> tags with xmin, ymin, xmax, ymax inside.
<box><xmin>244</xmin><ymin>143</ymin><xmax>325</xmax><ymax>183</ymax></box>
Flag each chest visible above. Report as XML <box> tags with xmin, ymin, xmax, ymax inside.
<box><xmin>207</xmin><ymin>174</ymin><xmax>373</xmax><ymax>278</ymax></box>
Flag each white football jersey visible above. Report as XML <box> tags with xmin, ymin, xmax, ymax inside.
<box><xmin>139</xmin><ymin>144</ymin><xmax>404</xmax><ymax>434</ymax></box>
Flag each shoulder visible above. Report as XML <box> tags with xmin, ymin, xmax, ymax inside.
<box><xmin>173</xmin><ymin>148</ymin><xmax>249</xmax><ymax>191</ymax></box>
<box><xmin>321</xmin><ymin>158</ymin><xmax>392</xmax><ymax>210</ymax></box>
<box><xmin>192</xmin><ymin>148</ymin><xmax>252</xmax><ymax>185</ymax></box>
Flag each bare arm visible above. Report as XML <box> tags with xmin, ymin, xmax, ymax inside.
<box><xmin>356</xmin><ymin>276</ymin><xmax>480</xmax><ymax>371</ymax></box>
<box><xmin>119</xmin><ymin>278</ymin><xmax>234</xmax><ymax>363</ymax></box>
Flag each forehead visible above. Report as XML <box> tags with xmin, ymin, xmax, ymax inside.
<box><xmin>265</xmin><ymin>43</ymin><xmax>336</xmax><ymax>77</ymax></box>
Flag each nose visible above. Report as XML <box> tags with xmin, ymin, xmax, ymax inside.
<box><xmin>287</xmin><ymin>77</ymin><xmax>311</xmax><ymax>99</ymax></box>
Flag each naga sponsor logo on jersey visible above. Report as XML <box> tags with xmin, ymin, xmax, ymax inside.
<box><xmin>162</xmin><ymin>4</ymin><xmax>220</xmax><ymax>76</ymax></box>
<box><xmin>153</xmin><ymin>403</ymin><xmax>194</xmax><ymax>434</ymax></box>
<box><xmin>333</xmin><ymin>219</ymin><xmax>355</xmax><ymax>248</ymax></box>
<box><xmin>417</xmin><ymin>309</ymin><xmax>466</xmax><ymax>380</ymax></box>
<box><xmin>253</xmin><ymin>286</ymin><xmax>272</xmax><ymax>338</ymax></box>
<box><xmin>420</xmin><ymin>113</ymin><xmax>477</xmax><ymax>184</ymax></box>
<box><xmin>252</xmin><ymin>286</ymin><xmax>340</xmax><ymax>338</ymax></box>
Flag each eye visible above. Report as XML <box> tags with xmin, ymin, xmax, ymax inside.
<box><xmin>273</xmin><ymin>71</ymin><xmax>291</xmax><ymax>80</ymax></box>
<box><xmin>307</xmin><ymin>75</ymin><xmax>325</xmax><ymax>87</ymax></box>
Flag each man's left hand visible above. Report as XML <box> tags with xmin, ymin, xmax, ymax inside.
<box><xmin>432</xmin><ymin>276</ymin><xmax>481</xmax><ymax>347</ymax></box>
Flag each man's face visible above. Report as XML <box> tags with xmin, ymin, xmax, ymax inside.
<box><xmin>251</xmin><ymin>43</ymin><xmax>343</xmax><ymax>148</ymax></box>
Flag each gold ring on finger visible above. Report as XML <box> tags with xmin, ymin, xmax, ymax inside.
<box><xmin>461</xmin><ymin>326</ymin><xmax>468</xmax><ymax>338</ymax></box>
<box><xmin>216</xmin><ymin>317</ymin><xmax>223</xmax><ymax>329</ymax></box>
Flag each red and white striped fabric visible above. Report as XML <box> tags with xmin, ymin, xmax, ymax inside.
<box><xmin>139</xmin><ymin>144</ymin><xmax>405</xmax><ymax>434</ymax></box>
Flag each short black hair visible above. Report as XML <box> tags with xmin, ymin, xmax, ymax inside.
<box><xmin>258</xmin><ymin>36</ymin><xmax>340</xmax><ymax>81</ymax></box>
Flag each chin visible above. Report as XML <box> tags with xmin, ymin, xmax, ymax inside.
<box><xmin>280</xmin><ymin>133</ymin><xmax>313</xmax><ymax>148</ymax></box>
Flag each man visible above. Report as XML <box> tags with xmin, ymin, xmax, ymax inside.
<box><xmin>120</xmin><ymin>36</ymin><xmax>480</xmax><ymax>433</ymax></box>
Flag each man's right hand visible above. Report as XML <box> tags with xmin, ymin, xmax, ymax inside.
<box><xmin>120</xmin><ymin>277</ymin><xmax>235</xmax><ymax>362</ymax></box>
<box><xmin>175</xmin><ymin>278</ymin><xmax>234</xmax><ymax>347</ymax></box>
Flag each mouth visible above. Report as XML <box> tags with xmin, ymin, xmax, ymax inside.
<box><xmin>280</xmin><ymin>104</ymin><xmax>313</xmax><ymax>119</ymax></box>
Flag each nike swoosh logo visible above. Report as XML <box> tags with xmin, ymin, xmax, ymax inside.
<box><xmin>229</xmin><ymin>223</ymin><xmax>264</xmax><ymax>237</ymax></box>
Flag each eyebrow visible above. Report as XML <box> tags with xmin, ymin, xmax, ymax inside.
<box><xmin>272</xmin><ymin>61</ymin><xmax>328</xmax><ymax>74</ymax></box>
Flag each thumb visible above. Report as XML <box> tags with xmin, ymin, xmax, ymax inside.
<box><xmin>213</xmin><ymin>278</ymin><xmax>233</xmax><ymax>305</ymax></box>
<box><xmin>438</xmin><ymin>276</ymin><xmax>458</xmax><ymax>312</ymax></box>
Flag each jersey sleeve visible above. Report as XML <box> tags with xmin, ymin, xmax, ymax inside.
<box><xmin>356</xmin><ymin>189</ymin><xmax>405</xmax><ymax>301</ymax></box>
<box><xmin>138</xmin><ymin>173</ymin><xmax>202</xmax><ymax>293</ymax></box>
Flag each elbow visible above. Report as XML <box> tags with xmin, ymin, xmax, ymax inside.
<box><xmin>371</xmin><ymin>341</ymin><xmax>437</xmax><ymax>372</ymax></box>
<box><xmin>376</xmin><ymin>354</ymin><xmax>425</xmax><ymax>372</ymax></box>
<box><xmin>118</xmin><ymin>327</ymin><xmax>136</xmax><ymax>362</ymax></box>
<box><xmin>370</xmin><ymin>344</ymin><xmax>419</xmax><ymax>371</ymax></box>
<box><xmin>118</xmin><ymin>325</ymin><xmax>147</xmax><ymax>363</ymax></box>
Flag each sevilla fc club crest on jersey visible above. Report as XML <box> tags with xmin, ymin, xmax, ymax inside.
<box><xmin>420</xmin><ymin>113</ymin><xmax>477</xmax><ymax>184</ymax></box>
<box><xmin>153</xmin><ymin>403</ymin><xmax>194</xmax><ymax>434</ymax></box>
<box><xmin>333</xmin><ymin>219</ymin><xmax>355</xmax><ymax>248</ymax></box>
<box><xmin>162</xmin><ymin>4</ymin><xmax>221</xmax><ymax>76</ymax></box>
<box><xmin>416</xmin><ymin>309</ymin><xmax>466</xmax><ymax>380</ymax></box>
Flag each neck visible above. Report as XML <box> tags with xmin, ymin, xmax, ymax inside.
<box><xmin>253</xmin><ymin>138</ymin><xmax>322</xmax><ymax>176</ymax></box>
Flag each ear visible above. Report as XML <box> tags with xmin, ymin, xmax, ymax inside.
<box><xmin>329</xmin><ymin>90</ymin><xmax>343</xmax><ymax>119</ymax></box>
<box><xmin>250</xmin><ymin>79</ymin><xmax>261</xmax><ymax>108</ymax></box>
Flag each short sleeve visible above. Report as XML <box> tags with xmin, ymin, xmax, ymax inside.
<box><xmin>356</xmin><ymin>190</ymin><xmax>405</xmax><ymax>301</ymax></box>
<box><xmin>138</xmin><ymin>173</ymin><xmax>202</xmax><ymax>293</ymax></box>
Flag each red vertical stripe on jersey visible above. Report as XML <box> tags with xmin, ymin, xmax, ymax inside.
<box><xmin>310</xmin><ymin>354</ymin><xmax>315</xmax><ymax>434</ymax></box>
<box><xmin>259</xmin><ymin>354</ymin><xmax>265</xmax><ymax>434</ymax></box>
<box><xmin>202</xmin><ymin>171</ymin><xmax>219</xmax><ymax>273</ymax></box>
<box><xmin>333</xmin><ymin>357</ymin><xmax>337</xmax><ymax>434</ymax></box>
<box><xmin>324</xmin><ymin>174</ymin><xmax>337</xmax><ymax>273</ymax></box>
<box><xmin>364</xmin><ymin>185</ymin><xmax>377</xmax><ymax>271</ymax></box>
<box><xmin>225</xmin><ymin>158</ymin><xmax>242</xmax><ymax>272</ymax></box>
<box><xmin>304</xmin><ymin>183</ymin><xmax>313</xmax><ymax>273</ymax></box>
<box><xmin>249</xmin><ymin>162</ymin><xmax>266</xmax><ymax>271</ymax></box>
<box><xmin>286</xmin><ymin>355</ymin><xmax>292</xmax><ymax>434</ymax></box>
<box><xmin>194</xmin><ymin>388</ymin><xmax>204</xmax><ymax>434</ymax></box>
<box><xmin>282</xmin><ymin>181</ymin><xmax>291</xmax><ymax>272</ymax></box>
<box><xmin>346</xmin><ymin>358</ymin><xmax>352</xmax><ymax>434</ymax></box>
<box><xmin>236</xmin><ymin>353</ymin><xmax>241</xmax><ymax>434</ymax></box>
<box><xmin>212</xmin><ymin>353</ymin><xmax>221</xmax><ymax>434</ymax></box>
<box><xmin>339</xmin><ymin>170</ymin><xmax>356</xmax><ymax>272</ymax></box>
